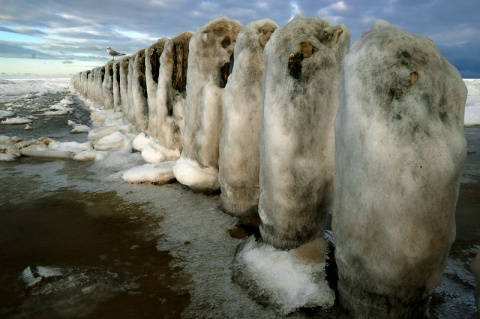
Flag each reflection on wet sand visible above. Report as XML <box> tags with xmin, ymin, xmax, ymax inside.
<box><xmin>0</xmin><ymin>189</ymin><xmax>190</xmax><ymax>318</ymax></box>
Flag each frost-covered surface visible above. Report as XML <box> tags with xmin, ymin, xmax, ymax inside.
<box><xmin>173</xmin><ymin>155</ymin><xmax>219</xmax><ymax>191</ymax></box>
<box><xmin>112</xmin><ymin>61</ymin><xmax>122</xmax><ymax>112</ymax></box>
<box><xmin>119</xmin><ymin>58</ymin><xmax>130</xmax><ymax>119</ymax></box>
<box><xmin>122</xmin><ymin>161</ymin><xmax>176</xmax><ymax>184</ymax></box>
<box><xmin>218</xmin><ymin>19</ymin><xmax>277</xmax><ymax>217</ymax></box>
<box><xmin>102</xmin><ymin>61</ymin><xmax>114</xmax><ymax>110</ymax></box>
<box><xmin>1</xmin><ymin>117</ymin><xmax>33</xmax><ymax>125</ymax></box>
<box><xmin>0</xmin><ymin>110</ymin><xmax>15</xmax><ymax>119</ymax></box>
<box><xmin>145</xmin><ymin>38</ymin><xmax>167</xmax><ymax>139</ymax></box>
<box><xmin>232</xmin><ymin>237</ymin><xmax>335</xmax><ymax>314</ymax></box>
<box><xmin>155</xmin><ymin>32</ymin><xmax>192</xmax><ymax>158</ymax></box>
<box><xmin>259</xmin><ymin>15</ymin><xmax>350</xmax><ymax>249</ymax></box>
<box><xmin>132</xmin><ymin>50</ymin><xmax>149</xmax><ymax>132</ymax></box>
<box><xmin>333</xmin><ymin>21</ymin><xmax>467</xmax><ymax>318</ymax></box>
<box><xmin>43</xmin><ymin>96</ymin><xmax>75</xmax><ymax>116</ymax></box>
<box><xmin>176</xmin><ymin>17</ymin><xmax>242</xmax><ymax>192</ymax></box>
<box><xmin>0</xmin><ymin>78</ymin><xmax>70</xmax><ymax>103</ymax></box>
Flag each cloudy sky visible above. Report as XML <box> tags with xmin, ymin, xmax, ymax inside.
<box><xmin>0</xmin><ymin>0</ymin><xmax>479</xmax><ymax>78</ymax></box>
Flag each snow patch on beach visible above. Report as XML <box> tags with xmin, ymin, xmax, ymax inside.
<box><xmin>1</xmin><ymin>117</ymin><xmax>32</xmax><ymax>125</ymax></box>
<box><xmin>122</xmin><ymin>161</ymin><xmax>176</xmax><ymax>184</ymax></box>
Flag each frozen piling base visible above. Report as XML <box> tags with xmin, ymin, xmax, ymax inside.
<box><xmin>337</xmin><ymin>278</ymin><xmax>429</xmax><ymax>319</ymax></box>
<box><xmin>173</xmin><ymin>156</ymin><xmax>219</xmax><ymax>192</ymax></box>
<box><xmin>232</xmin><ymin>237</ymin><xmax>334</xmax><ymax>315</ymax></box>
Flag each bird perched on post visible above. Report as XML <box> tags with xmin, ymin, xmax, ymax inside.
<box><xmin>106</xmin><ymin>47</ymin><xmax>126</xmax><ymax>61</ymax></box>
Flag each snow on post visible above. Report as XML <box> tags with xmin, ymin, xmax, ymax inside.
<box><xmin>93</xmin><ymin>66</ymin><xmax>105</xmax><ymax>106</ymax></box>
<box><xmin>127</xmin><ymin>55</ymin><xmax>136</xmax><ymax>126</ymax></box>
<box><xmin>120</xmin><ymin>57</ymin><xmax>130</xmax><ymax>120</ymax></box>
<box><xmin>173</xmin><ymin>18</ymin><xmax>242</xmax><ymax>192</ymax></box>
<box><xmin>145</xmin><ymin>38</ymin><xmax>168</xmax><ymax>138</ymax></box>
<box><xmin>333</xmin><ymin>21</ymin><xmax>467</xmax><ymax>319</ymax></box>
<box><xmin>218</xmin><ymin>19</ymin><xmax>277</xmax><ymax>217</ymax></box>
<box><xmin>132</xmin><ymin>49</ymin><xmax>149</xmax><ymax>132</ymax></box>
<box><xmin>232</xmin><ymin>15</ymin><xmax>350</xmax><ymax>314</ymax></box>
<box><xmin>102</xmin><ymin>61</ymin><xmax>114</xmax><ymax>109</ymax></box>
<box><xmin>259</xmin><ymin>15</ymin><xmax>349</xmax><ymax>250</ymax></box>
<box><xmin>155</xmin><ymin>31</ymin><xmax>193</xmax><ymax>161</ymax></box>
<box><xmin>112</xmin><ymin>60</ymin><xmax>122</xmax><ymax>112</ymax></box>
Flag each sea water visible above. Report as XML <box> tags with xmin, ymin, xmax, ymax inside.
<box><xmin>0</xmin><ymin>78</ymin><xmax>479</xmax><ymax>318</ymax></box>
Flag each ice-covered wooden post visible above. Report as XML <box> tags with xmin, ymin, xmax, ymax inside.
<box><xmin>132</xmin><ymin>49</ymin><xmax>148</xmax><ymax>132</ymax></box>
<box><xmin>102</xmin><ymin>61</ymin><xmax>114</xmax><ymax>109</ymax></box>
<box><xmin>218</xmin><ymin>19</ymin><xmax>277</xmax><ymax>217</ymax></box>
<box><xmin>155</xmin><ymin>32</ymin><xmax>193</xmax><ymax>161</ymax></box>
<box><xmin>120</xmin><ymin>57</ymin><xmax>130</xmax><ymax>120</ymax></box>
<box><xmin>145</xmin><ymin>38</ymin><xmax>167</xmax><ymax>138</ymax></box>
<box><xmin>127</xmin><ymin>55</ymin><xmax>136</xmax><ymax>125</ymax></box>
<box><xmin>333</xmin><ymin>21</ymin><xmax>467</xmax><ymax>319</ymax></box>
<box><xmin>173</xmin><ymin>17</ymin><xmax>242</xmax><ymax>192</ymax></box>
<box><xmin>112</xmin><ymin>60</ymin><xmax>122</xmax><ymax>112</ymax></box>
<box><xmin>232</xmin><ymin>15</ymin><xmax>350</xmax><ymax>314</ymax></box>
<box><xmin>93</xmin><ymin>66</ymin><xmax>105</xmax><ymax>106</ymax></box>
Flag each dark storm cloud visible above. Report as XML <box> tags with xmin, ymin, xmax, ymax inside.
<box><xmin>0</xmin><ymin>0</ymin><xmax>479</xmax><ymax>77</ymax></box>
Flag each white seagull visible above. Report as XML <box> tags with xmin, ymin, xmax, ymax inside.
<box><xmin>106</xmin><ymin>47</ymin><xmax>126</xmax><ymax>61</ymax></box>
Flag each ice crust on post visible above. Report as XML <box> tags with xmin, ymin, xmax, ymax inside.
<box><xmin>112</xmin><ymin>61</ymin><xmax>122</xmax><ymax>112</ymax></box>
<box><xmin>102</xmin><ymin>61</ymin><xmax>114</xmax><ymax>110</ymax></box>
<box><xmin>258</xmin><ymin>15</ymin><xmax>350</xmax><ymax>250</ymax></box>
<box><xmin>145</xmin><ymin>38</ymin><xmax>167</xmax><ymax>139</ymax></box>
<box><xmin>132</xmin><ymin>49</ymin><xmax>148</xmax><ymax>133</ymax></box>
<box><xmin>119</xmin><ymin>57</ymin><xmax>130</xmax><ymax>120</ymax></box>
<box><xmin>173</xmin><ymin>17</ymin><xmax>242</xmax><ymax>192</ymax></box>
<box><xmin>232</xmin><ymin>15</ymin><xmax>349</xmax><ymax>314</ymax></box>
<box><xmin>332</xmin><ymin>21</ymin><xmax>467</xmax><ymax>319</ymax></box>
<box><xmin>155</xmin><ymin>32</ymin><xmax>193</xmax><ymax>161</ymax></box>
<box><xmin>218</xmin><ymin>19</ymin><xmax>277</xmax><ymax>217</ymax></box>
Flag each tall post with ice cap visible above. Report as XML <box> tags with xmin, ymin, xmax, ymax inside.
<box><xmin>232</xmin><ymin>15</ymin><xmax>350</xmax><ymax>314</ymax></box>
<box><xmin>155</xmin><ymin>32</ymin><xmax>193</xmax><ymax>161</ymax></box>
<box><xmin>258</xmin><ymin>15</ymin><xmax>350</xmax><ymax>250</ymax></box>
<box><xmin>132</xmin><ymin>49</ymin><xmax>149</xmax><ymax>133</ymax></box>
<box><xmin>218</xmin><ymin>19</ymin><xmax>277</xmax><ymax>217</ymax></box>
<box><xmin>333</xmin><ymin>21</ymin><xmax>467</xmax><ymax>319</ymax></box>
<box><xmin>173</xmin><ymin>17</ymin><xmax>242</xmax><ymax>192</ymax></box>
<box><xmin>145</xmin><ymin>38</ymin><xmax>167</xmax><ymax>139</ymax></box>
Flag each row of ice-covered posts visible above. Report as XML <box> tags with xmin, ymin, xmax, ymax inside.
<box><xmin>71</xmin><ymin>16</ymin><xmax>468</xmax><ymax>318</ymax></box>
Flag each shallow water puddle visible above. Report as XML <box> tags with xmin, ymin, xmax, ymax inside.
<box><xmin>0</xmin><ymin>189</ymin><xmax>190</xmax><ymax>318</ymax></box>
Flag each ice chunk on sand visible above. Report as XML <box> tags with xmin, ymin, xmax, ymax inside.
<box><xmin>73</xmin><ymin>150</ymin><xmax>108</xmax><ymax>161</ymax></box>
<box><xmin>0</xmin><ymin>110</ymin><xmax>15</xmax><ymax>119</ymax></box>
<box><xmin>132</xmin><ymin>132</ymin><xmax>152</xmax><ymax>151</ymax></box>
<box><xmin>22</xmin><ymin>266</ymin><xmax>42</xmax><ymax>287</ymax></box>
<box><xmin>70</xmin><ymin>124</ymin><xmax>90</xmax><ymax>133</ymax></box>
<box><xmin>173</xmin><ymin>155</ymin><xmax>219</xmax><ymax>192</ymax></box>
<box><xmin>122</xmin><ymin>161</ymin><xmax>176</xmax><ymax>184</ymax></box>
<box><xmin>1</xmin><ymin>117</ymin><xmax>32</xmax><ymax>125</ymax></box>
<box><xmin>88</xmin><ymin>125</ymin><xmax>118</xmax><ymax>141</ymax></box>
<box><xmin>93</xmin><ymin>131</ymin><xmax>132</xmax><ymax>151</ymax></box>
<box><xmin>141</xmin><ymin>141</ymin><xmax>180</xmax><ymax>163</ymax></box>
<box><xmin>36</xmin><ymin>266</ymin><xmax>63</xmax><ymax>278</ymax></box>
<box><xmin>0</xmin><ymin>153</ymin><xmax>17</xmax><ymax>162</ymax></box>
<box><xmin>48</xmin><ymin>141</ymin><xmax>92</xmax><ymax>153</ymax></box>
<box><xmin>232</xmin><ymin>237</ymin><xmax>334</xmax><ymax>314</ymax></box>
